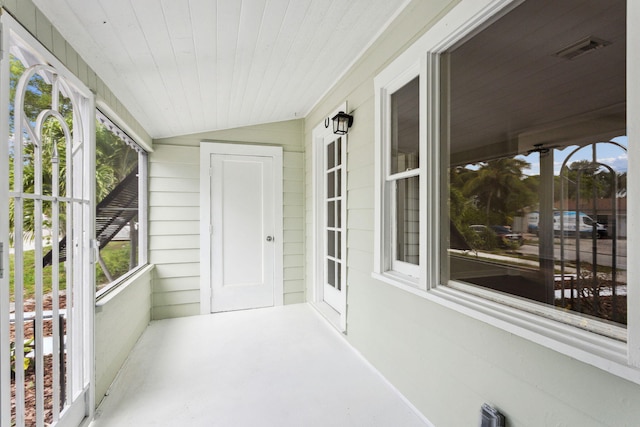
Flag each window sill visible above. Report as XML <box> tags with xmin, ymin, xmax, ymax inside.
<box><xmin>96</xmin><ymin>264</ymin><xmax>155</xmax><ymax>309</ymax></box>
<box><xmin>423</xmin><ymin>284</ymin><xmax>640</xmax><ymax>385</ymax></box>
<box><xmin>371</xmin><ymin>271</ymin><xmax>425</xmax><ymax>296</ymax></box>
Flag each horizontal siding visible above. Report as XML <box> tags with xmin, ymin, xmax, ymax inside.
<box><xmin>284</xmin><ymin>266</ymin><xmax>304</xmax><ymax>281</ymax></box>
<box><xmin>347</xmin><ymin>229</ymin><xmax>374</xmax><ymax>252</ymax></box>
<box><xmin>284</xmin><ymin>217</ymin><xmax>303</xmax><ymax>231</ymax></box>
<box><xmin>284</xmin><ymin>293</ymin><xmax>305</xmax><ymax>304</ymax></box>
<box><xmin>284</xmin><ymin>254</ymin><xmax>304</xmax><ymax>268</ymax></box>
<box><xmin>283</xmin><ymin>144</ymin><xmax>305</xmax><ymax>290</ymax></box>
<box><xmin>153</xmin><ymin>289</ymin><xmax>200</xmax><ymax>306</ymax></box>
<box><xmin>284</xmin><ymin>229</ymin><xmax>304</xmax><ymax>243</ymax></box>
<box><xmin>284</xmin><ymin>242</ymin><xmax>304</xmax><ymax>256</ymax></box>
<box><xmin>347</xmin><ymin>247</ymin><xmax>374</xmax><ymax>275</ymax></box>
<box><xmin>153</xmin><ymin>276</ymin><xmax>200</xmax><ymax>293</ymax></box>
<box><xmin>153</xmin><ymin>262</ymin><xmax>199</xmax><ymax>278</ymax></box>
<box><xmin>347</xmin><ymin>208</ymin><xmax>374</xmax><ymax>231</ymax></box>
<box><xmin>283</xmin><ymin>151</ymin><xmax>304</xmax><ymax>167</ymax></box>
<box><xmin>149</xmin><ymin>191</ymin><xmax>200</xmax><ymax>207</ymax></box>
<box><xmin>149</xmin><ymin>249</ymin><xmax>199</xmax><ymax>265</ymax></box>
<box><xmin>149</xmin><ymin>220</ymin><xmax>199</xmax><ymax>236</ymax></box>
<box><xmin>149</xmin><ymin>235</ymin><xmax>200</xmax><ymax>250</ymax></box>
<box><xmin>150</xmin><ymin>120</ymin><xmax>304</xmax><ymax>319</ymax></box>
<box><xmin>149</xmin><ymin>162</ymin><xmax>200</xmax><ymax>179</ymax></box>
<box><xmin>148</xmin><ymin>145</ymin><xmax>200</xmax><ymax>163</ymax></box>
<box><xmin>149</xmin><ymin>143</ymin><xmax>201</xmax><ymax>320</ymax></box>
<box><xmin>152</xmin><ymin>304</ymin><xmax>200</xmax><ymax>320</ymax></box>
<box><xmin>149</xmin><ymin>177</ymin><xmax>199</xmax><ymax>193</ymax></box>
<box><xmin>347</xmin><ymin>164</ymin><xmax>374</xmax><ymax>191</ymax></box>
<box><xmin>149</xmin><ymin>206</ymin><xmax>199</xmax><ymax>221</ymax></box>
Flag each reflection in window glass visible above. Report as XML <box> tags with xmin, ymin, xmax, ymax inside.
<box><xmin>388</xmin><ymin>75</ymin><xmax>420</xmax><ymax>274</ymax></box>
<box><xmin>396</xmin><ymin>176</ymin><xmax>420</xmax><ymax>265</ymax></box>
<box><xmin>391</xmin><ymin>77</ymin><xmax>419</xmax><ymax>174</ymax></box>
<box><xmin>443</xmin><ymin>0</ymin><xmax>627</xmax><ymax>327</ymax></box>
<box><xmin>95</xmin><ymin>117</ymin><xmax>144</xmax><ymax>295</ymax></box>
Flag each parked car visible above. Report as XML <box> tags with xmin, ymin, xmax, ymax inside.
<box><xmin>470</xmin><ymin>224</ymin><xmax>524</xmax><ymax>247</ymax></box>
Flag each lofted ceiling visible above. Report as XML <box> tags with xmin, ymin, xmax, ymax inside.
<box><xmin>33</xmin><ymin>0</ymin><xmax>410</xmax><ymax>139</ymax></box>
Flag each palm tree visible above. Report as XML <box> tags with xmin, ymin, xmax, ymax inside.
<box><xmin>8</xmin><ymin>55</ymin><xmax>137</xmax><ymax>244</ymax></box>
<box><xmin>462</xmin><ymin>157</ymin><xmax>534</xmax><ymax>225</ymax></box>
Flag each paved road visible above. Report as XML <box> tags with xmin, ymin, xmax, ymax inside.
<box><xmin>518</xmin><ymin>237</ymin><xmax>627</xmax><ymax>270</ymax></box>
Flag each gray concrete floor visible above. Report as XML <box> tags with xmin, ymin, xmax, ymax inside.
<box><xmin>90</xmin><ymin>303</ymin><xmax>430</xmax><ymax>427</ymax></box>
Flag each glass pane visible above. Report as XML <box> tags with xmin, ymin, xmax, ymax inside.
<box><xmin>396</xmin><ymin>176</ymin><xmax>420</xmax><ymax>265</ymax></box>
<box><xmin>336</xmin><ymin>261</ymin><xmax>342</xmax><ymax>291</ymax></box>
<box><xmin>327</xmin><ymin>141</ymin><xmax>335</xmax><ymax>168</ymax></box>
<box><xmin>328</xmin><ymin>230</ymin><xmax>335</xmax><ymax>257</ymax></box>
<box><xmin>328</xmin><ymin>171</ymin><xmax>335</xmax><ymax>198</ymax></box>
<box><xmin>336</xmin><ymin>169</ymin><xmax>342</xmax><ymax>197</ymax></box>
<box><xmin>337</xmin><ymin>137</ymin><xmax>342</xmax><ymax>166</ymax></box>
<box><xmin>336</xmin><ymin>200</ymin><xmax>342</xmax><ymax>228</ymax></box>
<box><xmin>327</xmin><ymin>201</ymin><xmax>335</xmax><ymax>227</ymax></box>
<box><xmin>328</xmin><ymin>260</ymin><xmax>336</xmax><ymax>288</ymax></box>
<box><xmin>391</xmin><ymin>77</ymin><xmax>419</xmax><ymax>175</ymax></box>
<box><xmin>336</xmin><ymin>231</ymin><xmax>342</xmax><ymax>259</ymax></box>
<box><xmin>443</xmin><ymin>0</ymin><xmax>627</xmax><ymax>327</ymax></box>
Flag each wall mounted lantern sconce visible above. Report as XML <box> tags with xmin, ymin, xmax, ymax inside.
<box><xmin>326</xmin><ymin>111</ymin><xmax>354</xmax><ymax>135</ymax></box>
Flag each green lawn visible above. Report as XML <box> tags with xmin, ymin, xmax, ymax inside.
<box><xmin>9</xmin><ymin>241</ymin><xmax>133</xmax><ymax>301</ymax></box>
<box><xmin>96</xmin><ymin>241</ymin><xmax>135</xmax><ymax>288</ymax></box>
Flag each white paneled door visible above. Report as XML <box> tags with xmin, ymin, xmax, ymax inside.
<box><xmin>201</xmin><ymin>143</ymin><xmax>283</xmax><ymax>313</ymax></box>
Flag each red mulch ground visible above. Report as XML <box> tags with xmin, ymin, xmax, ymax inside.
<box><xmin>10</xmin><ymin>293</ymin><xmax>66</xmax><ymax>426</ymax></box>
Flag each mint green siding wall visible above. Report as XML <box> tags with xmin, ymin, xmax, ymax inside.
<box><xmin>150</xmin><ymin>120</ymin><xmax>305</xmax><ymax>319</ymax></box>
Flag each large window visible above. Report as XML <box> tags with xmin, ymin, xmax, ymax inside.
<box><xmin>94</xmin><ymin>112</ymin><xmax>148</xmax><ymax>297</ymax></box>
<box><xmin>375</xmin><ymin>0</ymin><xmax>640</xmax><ymax>381</ymax></box>
<box><xmin>441</xmin><ymin>0</ymin><xmax>627</xmax><ymax>337</ymax></box>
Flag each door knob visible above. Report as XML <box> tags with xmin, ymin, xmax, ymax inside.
<box><xmin>266</xmin><ymin>236</ymin><xmax>274</xmax><ymax>242</ymax></box>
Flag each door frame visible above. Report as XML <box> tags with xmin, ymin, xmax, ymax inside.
<box><xmin>199</xmin><ymin>142</ymin><xmax>283</xmax><ymax>314</ymax></box>
<box><xmin>0</xmin><ymin>13</ymin><xmax>96</xmax><ymax>426</ymax></box>
<box><xmin>312</xmin><ymin>103</ymin><xmax>348</xmax><ymax>331</ymax></box>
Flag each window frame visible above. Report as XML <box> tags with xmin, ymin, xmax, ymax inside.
<box><xmin>374</xmin><ymin>62</ymin><xmax>423</xmax><ymax>289</ymax></box>
<box><xmin>94</xmin><ymin>108</ymin><xmax>149</xmax><ymax>300</ymax></box>
<box><xmin>373</xmin><ymin>0</ymin><xmax>640</xmax><ymax>383</ymax></box>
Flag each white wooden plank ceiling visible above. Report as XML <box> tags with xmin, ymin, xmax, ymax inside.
<box><xmin>33</xmin><ymin>0</ymin><xmax>410</xmax><ymax>139</ymax></box>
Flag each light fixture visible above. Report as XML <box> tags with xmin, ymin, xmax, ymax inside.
<box><xmin>555</xmin><ymin>36</ymin><xmax>610</xmax><ymax>60</ymax></box>
<box><xmin>331</xmin><ymin>111</ymin><xmax>354</xmax><ymax>135</ymax></box>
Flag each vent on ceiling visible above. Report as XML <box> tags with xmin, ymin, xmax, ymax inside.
<box><xmin>555</xmin><ymin>36</ymin><xmax>611</xmax><ymax>60</ymax></box>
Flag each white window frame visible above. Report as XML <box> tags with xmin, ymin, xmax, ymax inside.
<box><xmin>373</xmin><ymin>62</ymin><xmax>423</xmax><ymax>291</ymax></box>
<box><xmin>94</xmin><ymin>107</ymin><xmax>150</xmax><ymax>300</ymax></box>
<box><xmin>373</xmin><ymin>0</ymin><xmax>640</xmax><ymax>384</ymax></box>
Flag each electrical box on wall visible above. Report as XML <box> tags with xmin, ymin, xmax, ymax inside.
<box><xmin>480</xmin><ymin>403</ymin><xmax>505</xmax><ymax>427</ymax></box>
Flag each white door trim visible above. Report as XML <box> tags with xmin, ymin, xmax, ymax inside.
<box><xmin>199</xmin><ymin>142</ymin><xmax>283</xmax><ymax>314</ymax></box>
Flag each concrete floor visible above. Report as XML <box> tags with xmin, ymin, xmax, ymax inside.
<box><xmin>90</xmin><ymin>304</ymin><xmax>430</xmax><ymax>427</ymax></box>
